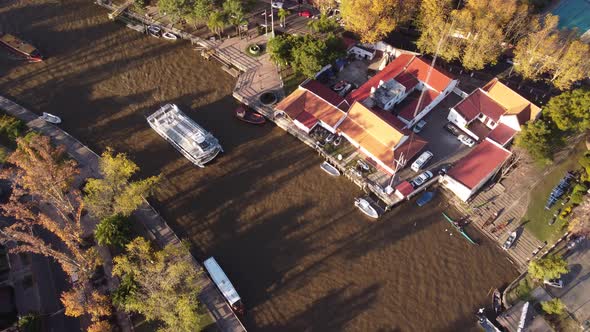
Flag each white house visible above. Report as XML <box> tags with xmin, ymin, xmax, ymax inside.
<box><xmin>448</xmin><ymin>78</ymin><xmax>541</xmax><ymax>146</ymax></box>
<box><xmin>441</xmin><ymin>139</ymin><xmax>512</xmax><ymax>202</ymax></box>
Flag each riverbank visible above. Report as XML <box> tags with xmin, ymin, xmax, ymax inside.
<box><xmin>0</xmin><ymin>0</ymin><xmax>518</xmax><ymax>330</ymax></box>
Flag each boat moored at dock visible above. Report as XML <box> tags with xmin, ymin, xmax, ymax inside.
<box><xmin>442</xmin><ymin>212</ymin><xmax>477</xmax><ymax>245</ymax></box>
<box><xmin>147</xmin><ymin>104</ymin><xmax>222</xmax><ymax>167</ymax></box>
<box><xmin>355</xmin><ymin>197</ymin><xmax>379</xmax><ymax>219</ymax></box>
<box><xmin>39</xmin><ymin>112</ymin><xmax>61</xmax><ymax>124</ymax></box>
<box><xmin>320</xmin><ymin>161</ymin><xmax>341</xmax><ymax>176</ymax></box>
<box><xmin>203</xmin><ymin>257</ymin><xmax>245</xmax><ymax>315</ymax></box>
<box><xmin>0</xmin><ymin>34</ymin><xmax>43</xmax><ymax>62</ymax></box>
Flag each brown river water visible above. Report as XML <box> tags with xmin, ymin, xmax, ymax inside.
<box><xmin>0</xmin><ymin>1</ymin><xmax>517</xmax><ymax>331</ymax></box>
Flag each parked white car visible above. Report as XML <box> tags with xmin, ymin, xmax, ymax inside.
<box><xmin>411</xmin><ymin>170</ymin><xmax>433</xmax><ymax>188</ymax></box>
<box><xmin>411</xmin><ymin>151</ymin><xmax>433</xmax><ymax>172</ymax></box>
<box><xmin>458</xmin><ymin>134</ymin><xmax>475</xmax><ymax>147</ymax></box>
<box><xmin>544</xmin><ymin>278</ymin><xmax>564</xmax><ymax>288</ymax></box>
<box><xmin>271</xmin><ymin>1</ymin><xmax>284</xmax><ymax>8</ymax></box>
<box><xmin>413</xmin><ymin>119</ymin><xmax>427</xmax><ymax>133</ymax></box>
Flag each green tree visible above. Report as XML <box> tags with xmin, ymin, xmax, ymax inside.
<box><xmin>94</xmin><ymin>214</ymin><xmax>131</xmax><ymax>248</ymax></box>
<box><xmin>278</xmin><ymin>8</ymin><xmax>289</xmax><ymax>28</ymax></box>
<box><xmin>223</xmin><ymin>0</ymin><xmax>245</xmax><ymax>36</ymax></box>
<box><xmin>267</xmin><ymin>34</ymin><xmax>299</xmax><ymax>66</ymax></box>
<box><xmin>291</xmin><ymin>34</ymin><xmax>345</xmax><ymax>78</ymax></box>
<box><xmin>112</xmin><ymin>237</ymin><xmax>202</xmax><ymax>332</ymax></box>
<box><xmin>83</xmin><ymin>148</ymin><xmax>159</xmax><ymax>220</ymax></box>
<box><xmin>545</xmin><ymin>89</ymin><xmax>590</xmax><ymax>133</ymax></box>
<box><xmin>528</xmin><ymin>255</ymin><xmax>569</xmax><ymax>281</ymax></box>
<box><xmin>515</xmin><ymin>120</ymin><xmax>556</xmax><ymax>163</ymax></box>
<box><xmin>207</xmin><ymin>10</ymin><xmax>226</xmax><ymax>38</ymax></box>
<box><xmin>189</xmin><ymin>0</ymin><xmax>214</xmax><ymax>26</ymax></box>
<box><xmin>541</xmin><ymin>298</ymin><xmax>566</xmax><ymax>315</ymax></box>
<box><xmin>340</xmin><ymin>0</ymin><xmax>418</xmax><ymax>43</ymax></box>
<box><xmin>158</xmin><ymin>0</ymin><xmax>191</xmax><ymax>21</ymax></box>
<box><xmin>307</xmin><ymin>14</ymin><xmax>339</xmax><ymax>33</ymax></box>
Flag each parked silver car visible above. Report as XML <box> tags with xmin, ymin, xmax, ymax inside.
<box><xmin>411</xmin><ymin>170</ymin><xmax>433</xmax><ymax>188</ymax></box>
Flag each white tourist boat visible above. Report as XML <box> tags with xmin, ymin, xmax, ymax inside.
<box><xmin>147</xmin><ymin>25</ymin><xmax>161</xmax><ymax>37</ymax></box>
<box><xmin>320</xmin><ymin>161</ymin><xmax>340</xmax><ymax>176</ymax></box>
<box><xmin>203</xmin><ymin>257</ymin><xmax>245</xmax><ymax>315</ymax></box>
<box><xmin>39</xmin><ymin>112</ymin><xmax>61</xmax><ymax>124</ymax></box>
<box><xmin>147</xmin><ymin>104</ymin><xmax>222</xmax><ymax>167</ymax></box>
<box><xmin>354</xmin><ymin>197</ymin><xmax>379</xmax><ymax>219</ymax></box>
<box><xmin>162</xmin><ymin>32</ymin><xmax>178</xmax><ymax>40</ymax></box>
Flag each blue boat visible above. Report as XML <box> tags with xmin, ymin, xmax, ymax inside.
<box><xmin>416</xmin><ymin>191</ymin><xmax>435</xmax><ymax>207</ymax></box>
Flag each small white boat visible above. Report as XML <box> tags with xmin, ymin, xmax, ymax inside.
<box><xmin>354</xmin><ymin>197</ymin><xmax>379</xmax><ymax>219</ymax></box>
<box><xmin>39</xmin><ymin>112</ymin><xmax>61</xmax><ymax>124</ymax></box>
<box><xmin>147</xmin><ymin>25</ymin><xmax>161</xmax><ymax>37</ymax></box>
<box><xmin>502</xmin><ymin>231</ymin><xmax>517</xmax><ymax>250</ymax></box>
<box><xmin>162</xmin><ymin>32</ymin><xmax>178</xmax><ymax>40</ymax></box>
<box><xmin>320</xmin><ymin>161</ymin><xmax>340</xmax><ymax>176</ymax></box>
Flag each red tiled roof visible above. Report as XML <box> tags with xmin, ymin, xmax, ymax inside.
<box><xmin>395</xmin><ymin>181</ymin><xmax>414</xmax><ymax>197</ymax></box>
<box><xmin>447</xmin><ymin>140</ymin><xmax>511</xmax><ymax>189</ymax></box>
<box><xmin>487</xmin><ymin>123</ymin><xmax>517</xmax><ymax>146</ymax></box>
<box><xmin>394</xmin><ymin>71</ymin><xmax>419</xmax><ymax>91</ymax></box>
<box><xmin>275</xmin><ymin>86</ymin><xmax>346</xmax><ymax>129</ymax></box>
<box><xmin>346</xmin><ymin>54</ymin><xmax>414</xmax><ymax>103</ymax></box>
<box><xmin>295</xmin><ymin>111</ymin><xmax>318</xmax><ymax>129</ymax></box>
<box><xmin>454</xmin><ymin>89</ymin><xmax>506</xmax><ymax>122</ymax></box>
<box><xmin>301</xmin><ymin>79</ymin><xmax>346</xmax><ymax>109</ymax></box>
<box><xmin>405</xmin><ymin>57</ymin><xmax>454</xmax><ymax>93</ymax></box>
<box><xmin>397</xmin><ymin>89</ymin><xmax>439</xmax><ymax>121</ymax></box>
<box><xmin>394</xmin><ymin>135</ymin><xmax>428</xmax><ymax>163</ymax></box>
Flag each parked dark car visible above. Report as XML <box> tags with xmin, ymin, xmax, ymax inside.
<box><xmin>444</xmin><ymin>122</ymin><xmax>462</xmax><ymax>137</ymax></box>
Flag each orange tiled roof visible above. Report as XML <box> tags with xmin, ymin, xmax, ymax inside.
<box><xmin>482</xmin><ymin>78</ymin><xmax>541</xmax><ymax>123</ymax></box>
<box><xmin>275</xmin><ymin>87</ymin><xmax>346</xmax><ymax>128</ymax></box>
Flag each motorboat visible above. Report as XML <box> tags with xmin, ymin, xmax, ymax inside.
<box><xmin>476</xmin><ymin>308</ymin><xmax>502</xmax><ymax>332</ymax></box>
<box><xmin>147</xmin><ymin>104</ymin><xmax>223</xmax><ymax>167</ymax></box>
<box><xmin>354</xmin><ymin>197</ymin><xmax>379</xmax><ymax>219</ymax></box>
<box><xmin>416</xmin><ymin>191</ymin><xmax>435</xmax><ymax>207</ymax></box>
<box><xmin>235</xmin><ymin>106</ymin><xmax>265</xmax><ymax>125</ymax></box>
<box><xmin>502</xmin><ymin>231</ymin><xmax>517</xmax><ymax>250</ymax></box>
<box><xmin>147</xmin><ymin>25</ymin><xmax>161</xmax><ymax>37</ymax></box>
<box><xmin>492</xmin><ymin>289</ymin><xmax>502</xmax><ymax>314</ymax></box>
<box><xmin>162</xmin><ymin>32</ymin><xmax>178</xmax><ymax>40</ymax></box>
<box><xmin>357</xmin><ymin>159</ymin><xmax>370</xmax><ymax>172</ymax></box>
<box><xmin>0</xmin><ymin>34</ymin><xmax>43</xmax><ymax>62</ymax></box>
<box><xmin>325</xmin><ymin>134</ymin><xmax>335</xmax><ymax>144</ymax></box>
<box><xmin>320</xmin><ymin>161</ymin><xmax>340</xmax><ymax>176</ymax></box>
<box><xmin>39</xmin><ymin>112</ymin><xmax>61</xmax><ymax>124</ymax></box>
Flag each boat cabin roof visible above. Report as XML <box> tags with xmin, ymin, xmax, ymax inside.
<box><xmin>1</xmin><ymin>34</ymin><xmax>37</xmax><ymax>54</ymax></box>
<box><xmin>203</xmin><ymin>257</ymin><xmax>241</xmax><ymax>306</ymax></box>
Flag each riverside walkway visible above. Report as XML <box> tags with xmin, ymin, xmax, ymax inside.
<box><xmin>0</xmin><ymin>96</ymin><xmax>246</xmax><ymax>332</ymax></box>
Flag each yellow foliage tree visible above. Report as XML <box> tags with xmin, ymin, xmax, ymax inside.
<box><xmin>340</xmin><ymin>0</ymin><xmax>418</xmax><ymax>43</ymax></box>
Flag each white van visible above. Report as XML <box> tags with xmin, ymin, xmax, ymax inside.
<box><xmin>411</xmin><ymin>151</ymin><xmax>433</xmax><ymax>172</ymax></box>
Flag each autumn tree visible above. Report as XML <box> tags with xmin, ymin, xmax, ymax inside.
<box><xmin>545</xmin><ymin>89</ymin><xmax>590</xmax><ymax>133</ymax></box>
<box><xmin>83</xmin><ymin>148</ymin><xmax>159</xmax><ymax>220</ymax></box>
<box><xmin>514</xmin><ymin>14</ymin><xmax>590</xmax><ymax>90</ymax></box>
<box><xmin>340</xmin><ymin>0</ymin><xmax>418</xmax><ymax>43</ymax></box>
<box><xmin>415</xmin><ymin>0</ymin><xmax>461</xmax><ymax>62</ymax></box>
<box><xmin>88</xmin><ymin>320</ymin><xmax>113</xmax><ymax>332</ymax></box>
<box><xmin>8</xmin><ymin>134</ymin><xmax>79</xmax><ymax>220</ymax></box>
<box><xmin>569</xmin><ymin>196</ymin><xmax>590</xmax><ymax>236</ymax></box>
<box><xmin>314</xmin><ymin>0</ymin><xmax>337</xmax><ymax>15</ymax></box>
<box><xmin>112</xmin><ymin>237</ymin><xmax>203</xmax><ymax>332</ymax></box>
<box><xmin>528</xmin><ymin>255</ymin><xmax>569</xmax><ymax>281</ymax></box>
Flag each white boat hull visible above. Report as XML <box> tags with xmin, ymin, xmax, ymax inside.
<box><xmin>355</xmin><ymin>198</ymin><xmax>379</xmax><ymax>219</ymax></box>
<box><xmin>162</xmin><ymin>32</ymin><xmax>178</xmax><ymax>40</ymax></box>
<box><xmin>320</xmin><ymin>161</ymin><xmax>340</xmax><ymax>176</ymax></box>
<box><xmin>39</xmin><ymin>112</ymin><xmax>61</xmax><ymax>124</ymax></box>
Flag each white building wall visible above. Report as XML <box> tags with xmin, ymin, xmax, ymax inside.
<box><xmin>441</xmin><ymin>175</ymin><xmax>474</xmax><ymax>202</ymax></box>
<box><xmin>404</xmin><ymin>80</ymin><xmax>458</xmax><ymax>128</ymax></box>
<box><xmin>448</xmin><ymin>108</ymin><xmax>467</xmax><ymax>127</ymax></box>
<box><xmin>499</xmin><ymin>114</ymin><xmax>521</xmax><ymax>132</ymax></box>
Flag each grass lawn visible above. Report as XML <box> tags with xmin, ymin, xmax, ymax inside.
<box><xmin>523</xmin><ymin>141</ymin><xmax>588</xmax><ymax>243</ymax></box>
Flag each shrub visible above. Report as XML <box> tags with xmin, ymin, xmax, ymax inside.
<box><xmin>541</xmin><ymin>298</ymin><xmax>566</xmax><ymax>315</ymax></box>
<box><xmin>570</xmin><ymin>191</ymin><xmax>584</xmax><ymax>205</ymax></box>
<box><xmin>572</xmin><ymin>183</ymin><xmax>588</xmax><ymax>194</ymax></box>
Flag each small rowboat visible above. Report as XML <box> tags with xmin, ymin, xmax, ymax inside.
<box><xmin>355</xmin><ymin>197</ymin><xmax>379</xmax><ymax>219</ymax></box>
<box><xmin>416</xmin><ymin>191</ymin><xmax>435</xmax><ymax>207</ymax></box>
<box><xmin>39</xmin><ymin>112</ymin><xmax>61</xmax><ymax>124</ymax></box>
<box><xmin>442</xmin><ymin>212</ymin><xmax>477</xmax><ymax>245</ymax></box>
<box><xmin>235</xmin><ymin>106</ymin><xmax>265</xmax><ymax>125</ymax></box>
<box><xmin>320</xmin><ymin>161</ymin><xmax>340</xmax><ymax>176</ymax></box>
<box><xmin>162</xmin><ymin>32</ymin><xmax>178</xmax><ymax>40</ymax></box>
<box><xmin>333</xmin><ymin>135</ymin><xmax>342</xmax><ymax>146</ymax></box>
<box><xmin>492</xmin><ymin>289</ymin><xmax>502</xmax><ymax>314</ymax></box>
<box><xmin>147</xmin><ymin>25</ymin><xmax>161</xmax><ymax>38</ymax></box>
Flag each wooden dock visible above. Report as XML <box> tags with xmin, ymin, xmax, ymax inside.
<box><xmin>108</xmin><ymin>0</ymin><xmax>133</xmax><ymax>20</ymax></box>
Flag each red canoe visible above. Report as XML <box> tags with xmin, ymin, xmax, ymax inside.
<box><xmin>235</xmin><ymin>106</ymin><xmax>265</xmax><ymax>125</ymax></box>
